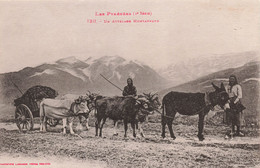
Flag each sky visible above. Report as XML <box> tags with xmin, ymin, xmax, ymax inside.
<box><xmin>0</xmin><ymin>0</ymin><xmax>259</xmax><ymax>73</ymax></box>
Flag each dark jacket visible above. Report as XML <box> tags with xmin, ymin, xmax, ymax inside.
<box><xmin>122</xmin><ymin>85</ymin><xmax>137</xmax><ymax>96</ymax></box>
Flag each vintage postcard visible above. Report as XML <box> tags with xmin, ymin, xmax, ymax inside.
<box><xmin>0</xmin><ymin>0</ymin><xmax>259</xmax><ymax>167</ymax></box>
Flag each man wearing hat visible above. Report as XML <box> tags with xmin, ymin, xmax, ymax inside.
<box><xmin>122</xmin><ymin>78</ymin><xmax>137</xmax><ymax>97</ymax></box>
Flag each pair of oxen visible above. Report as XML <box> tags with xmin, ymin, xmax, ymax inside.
<box><xmin>40</xmin><ymin>83</ymin><xmax>230</xmax><ymax>141</ymax></box>
<box><xmin>39</xmin><ymin>92</ymin><xmax>160</xmax><ymax>137</ymax></box>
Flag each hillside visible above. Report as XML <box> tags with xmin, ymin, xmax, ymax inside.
<box><xmin>158</xmin><ymin>51</ymin><xmax>258</xmax><ymax>86</ymax></box>
<box><xmin>159</xmin><ymin>61</ymin><xmax>260</xmax><ymax>119</ymax></box>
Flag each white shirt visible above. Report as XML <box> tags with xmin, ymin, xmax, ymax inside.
<box><xmin>225</xmin><ymin>84</ymin><xmax>242</xmax><ymax>104</ymax></box>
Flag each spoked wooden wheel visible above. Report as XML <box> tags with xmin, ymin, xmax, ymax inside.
<box><xmin>47</xmin><ymin>118</ymin><xmax>59</xmax><ymax>127</ymax></box>
<box><xmin>15</xmin><ymin>104</ymin><xmax>34</xmax><ymax>132</ymax></box>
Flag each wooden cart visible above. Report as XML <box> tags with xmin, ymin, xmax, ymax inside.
<box><xmin>14</xmin><ymin>85</ymin><xmax>60</xmax><ymax>132</ymax></box>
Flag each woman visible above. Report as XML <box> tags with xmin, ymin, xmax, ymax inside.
<box><xmin>122</xmin><ymin>78</ymin><xmax>137</xmax><ymax>97</ymax></box>
<box><xmin>225</xmin><ymin>75</ymin><xmax>246</xmax><ymax>137</ymax></box>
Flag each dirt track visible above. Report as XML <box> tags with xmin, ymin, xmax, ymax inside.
<box><xmin>0</xmin><ymin>121</ymin><xmax>259</xmax><ymax>168</ymax></box>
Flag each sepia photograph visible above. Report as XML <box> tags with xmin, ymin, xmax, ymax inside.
<box><xmin>0</xmin><ymin>0</ymin><xmax>259</xmax><ymax>167</ymax></box>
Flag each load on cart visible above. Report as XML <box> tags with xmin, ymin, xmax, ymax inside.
<box><xmin>14</xmin><ymin>85</ymin><xmax>59</xmax><ymax>132</ymax></box>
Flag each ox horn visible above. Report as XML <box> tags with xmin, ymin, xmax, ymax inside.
<box><xmin>137</xmin><ymin>97</ymin><xmax>149</xmax><ymax>103</ymax></box>
<box><xmin>86</xmin><ymin>90</ymin><xmax>91</xmax><ymax>95</ymax></box>
<box><xmin>135</xmin><ymin>100</ymin><xmax>141</xmax><ymax>105</ymax></box>
<box><xmin>83</xmin><ymin>95</ymin><xmax>89</xmax><ymax>100</ymax></box>
<box><xmin>93</xmin><ymin>93</ymin><xmax>99</xmax><ymax>99</ymax></box>
<box><xmin>75</xmin><ymin>98</ymin><xmax>80</xmax><ymax>104</ymax></box>
<box><xmin>151</xmin><ymin>92</ymin><xmax>158</xmax><ymax>100</ymax></box>
<box><xmin>148</xmin><ymin>92</ymin><xmax>152</xmax><ymax>98</ymax></box>
<box><xmin>143</xmin><ymin>93</ymin><xmax>149</xmax><ymax>98</ymax></box>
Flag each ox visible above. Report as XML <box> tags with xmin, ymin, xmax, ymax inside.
<box><xmin>39</xmin><ymin>96</ymin><xmax>91</xmax><ymax>134</ymax></box>
<box><xmin>60</xmin><ymin>93</ymin><xmax>95</xmax><ymax>131</ymax></box>
<box><xmin>95</xmin><ymin>94</ymin><xmax>160</xmax><ymax>138</ymax></box>
<box><xmin>161</xmin><ymin>83</ymin><xmax>229</xmax><ymax>141</ymax></box>
<box><xmin>113</xmin><ymin>93</ymin><xmax>161</xmax><ymax>137</ymax></box>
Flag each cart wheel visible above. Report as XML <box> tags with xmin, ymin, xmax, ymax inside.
<box><xmin>15</xmin><ymin>104</ymin><xmax>34</xmax><ymax>132</ymax></box>
<box><xmin>47</xmin><ymin>118</ymin><xmax>59</xmax><ymax>127</ymax></box>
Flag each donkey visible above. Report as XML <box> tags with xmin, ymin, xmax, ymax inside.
<box><xmin>161</xmin><ymin>83</ymin><xmax>229</xmax><ymax>141</ymax></box>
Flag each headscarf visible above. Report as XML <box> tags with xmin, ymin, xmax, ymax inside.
<box><xmin>127</xmin><ymin>78</ymin><xmax>133</xmax><ymax>86</ymax></box>
<box><xmin>229</xmin><ymin>75</ymin><xmax>238</xmax><ymax>85</ymax></box>
<box><xmin>229</xmin><ymin>75</ymin><xmax>238</xmax><ymax>90</ymax></box>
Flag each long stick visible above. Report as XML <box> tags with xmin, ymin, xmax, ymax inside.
<box><xmin>100</xmin><ymin>74</ymin><xmax>123</xmax><ymax>91</ymax></box>
<box><xmin>8</xmin><ymin>76</ymin><xmax>23</xmax><ymax>95</ymax></box>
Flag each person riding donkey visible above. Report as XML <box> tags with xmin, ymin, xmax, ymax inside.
<box><xmin>225</xmin><ymin>75</ymin><xmax>246</xmax><ymax>138</ymax></box>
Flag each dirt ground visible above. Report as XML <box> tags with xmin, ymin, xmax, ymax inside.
<box><xmin>0</xmin><ymin>118</ymin><xmax>259</xmax><ymax>168</ymax></box>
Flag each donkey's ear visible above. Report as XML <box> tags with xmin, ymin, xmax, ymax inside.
<box><xmin>220</xmin><ymin>83</ymin><xmax>225</xmax><ymax>91</ymax></box>
<box><xmin>212</xmin><ymin>82</ymin><xmax>220</xmax><ymax>91</ymax></box>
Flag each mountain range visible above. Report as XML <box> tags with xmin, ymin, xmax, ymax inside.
<box><xmin>0</xmin><ymin>56</ymin><xmax>168</xmax><ymax>104</ymax></box>
<box><xmin>0</xmin><ymin>52</ymin><xmax>259</xmax><ymax>119</ymax></box>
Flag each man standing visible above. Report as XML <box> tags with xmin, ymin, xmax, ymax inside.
<box><xmin>122</xmin><ymin>78</ymin><xmax>137</xmax><ymax>96</ymax></box>
<box><xmin>225</xmin><ymin>75</ymin><xmax>246</xmax><ymax>137</ymax></box>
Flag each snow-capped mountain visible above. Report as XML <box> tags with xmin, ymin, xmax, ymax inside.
<box><xmin>158</xmin><ymin>51</ymin><xmax>259</xmax><ymax>85</ymax></box>
<box><xmin>0</xmin><ymin>56</ymin><xmax>168</xmax><ymax>103</ymax></box>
